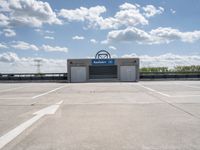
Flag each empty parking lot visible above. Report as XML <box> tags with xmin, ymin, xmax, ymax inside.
<box><xmin>0</xmin><ymin>81</ymin><xmax>200</xmax><ymax>150</ymax></box>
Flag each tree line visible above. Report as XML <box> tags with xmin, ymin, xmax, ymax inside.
<box><xmin>140</xmin><ymin>65</ymin><xmax>200</xmax><ymax>72</ymax></box>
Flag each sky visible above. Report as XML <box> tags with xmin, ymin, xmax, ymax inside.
<box><xmin>0</xmin><ymin>0</ymin><xmax>200</xmax><ymax>73</ymax></box>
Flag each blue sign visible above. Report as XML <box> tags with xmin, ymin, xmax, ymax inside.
<box><xmin>91</xmin><ymin>59</ymin><xmax>115</xmax><ymax>65</ymax></box>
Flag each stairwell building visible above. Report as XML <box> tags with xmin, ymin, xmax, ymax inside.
<box><xmin>67</xmin><ymin>50</ymin><xmax>139</xmax><ymax>83</ymax></box>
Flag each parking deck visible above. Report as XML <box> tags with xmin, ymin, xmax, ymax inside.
<box><xmin>0</xmin><ymin>81</ymin><xmax>200</xmax><ymax>150</ymax></box>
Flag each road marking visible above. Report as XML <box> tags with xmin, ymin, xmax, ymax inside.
<box><xmin>59</xmin><ymin>102</ymin><xmax>163</xmax><ymax>105</ymax></box>
<box><xmin>138</xmin><ymin>83</ymin><xmax>200</xmax><ymax>98</ymax></box>
<box><xmin>32</xmin><ymin>85</ymin><xmax>66</xmax><ymax>99</ymax></box>
<box><xmin>137</xmin><ymin>84</ymin><xmax>200</xmax><ymax>119</ymax></box>
<box><xmin>171</xmin><ymin>95</ymin><xmax>200</xmax><ymax>97</ymax></box>
<box><xmin>0</xmin><ymin>100</ymin><xmax>63</xmax><ymax>149</ymax></box>
<box><xmin>137</xmin><ymin>84</ymin><xmax>171</xmax><ymax>97</ymax></box>
<box><xmin>0</xmin><ymin>86</ymin><xmax>27</xmax><ymax>93</ymax></box>
<box><xmin>0</xmin><ymin>97</ymin><xmax>30</xmax><ymax>100</ymax></box>
<box><xmin>181</xmin><ymin>84</ymin><xmax>200</xmax><ymax>89</ymax></box>
<box><xmin>56</xmin><ymin>101</ymin><xmax>64</xmax><ymax>105</ymax></box>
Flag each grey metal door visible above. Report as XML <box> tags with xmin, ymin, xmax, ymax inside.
<box><xmin>120</xmin><ymin>66</ymin><xmax>136</xmax><ymax>81</ymax></box>
<box><xmin>71</xmin><ymin>67</ymin><xmax>86</xmax><ymax>82</ymax></box>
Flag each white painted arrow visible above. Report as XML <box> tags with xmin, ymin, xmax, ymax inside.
<box><xmin>32</xmin><ymin>85</ymin><xmax>66</xmax><ymax>99</ymax></box>
<box><xmin>0</xmin><ymin>100</ymin><xmax>63</xmax><ymax>149</ymax></box>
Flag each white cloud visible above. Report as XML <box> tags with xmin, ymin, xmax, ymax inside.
<box><xmin>122</xmin><ymin>53</ymin><xmax>200</xmax><ymax>68</ymax></box>
<box><xmin>106</xmin><ymin>27</ymin><xmax>200</xmax><ymax>44</ymax></box>
<box><xmin>72</xmin><ymin>36</ymin><xmax>85</xmax><ymax>40</ymax></box>
<box><xmin>11</xmin><ymin>41</ymin><xmax>39</xmax><ymax>50</ymax></box>
<box><xmin>58</xmin><ymin>5</ymin><xmax>106</xmax><ymax>22</ymax></box>
<box><xmin>3</xmin><ymin>28</ymin><xmax>16</xmax><ymax>37</ymax></box>
<box><xmin>109</xmin><ymin>46</ymin><xmax>117</xmax><ymax>50</ymax></box>
<box><xmin>35</xmin><ymin>29</ymin><xmax>54</xmax><ymax>34</ymax></box>
<box><xmin>119</xmin><ymin>2</ymin><xmax>140</xmax><ymax>10</ymax></box>
<box><xmin>44</xmin><ymin>36</ymin><xmax>54</xmax><ymax>40</ymax></box>
<box><xmin>45</xmin><ymin>30</ymin><xmax>54</xmax><ymax>34</ymax></box>
<box><xmin>7</xmin><ymin>41</ymin><xmax>69</xmax><ymax>53</ymax></box>
<box><xmin>111</xmin><ymin>54</ymin><xmax>118</xmax><ymax>58</ymax></box>
<box><xmin>0</xmin><ymin>0</ymin><xmax>62</xmax><ymax>27</ymax></box>
<box><xmin>0</xmin><ymin>52</ymin><xmax>200</xmax><ymax>73</ymax></box>
<box><xmin>0</xmin><ymin>52</ymin><xmax>19</xmax><ymax>63</ymax></box>
<box><xmin>111</xmin><ymin>3</ymin><xmax>148</xmax><ymax>28</ymax></box>
<box><xmin>94</xmin><ymin>2</ymin><xmax>148</xmax><ymax>30</ymax></box>
<box><xmin>0</xmin><ymin>52</ymin><xmax>67</xmax><ymax>73</ymax></box>
<box><xmin>41</xmin><ymin>45</ymin><xmax>68</xmax><ymax>52</ymax></box>
<box><xmin>0</xmin><ymin>2</ymin><xmax>164</xmax><ymax>31</ymax></box>
<box><xmin>58</xmin><ymin>2</ymin><xmax>164</xmax><ymax>30</ymax></box>
<box><xmin>90</xmin><ymin>39</ymin><xmax>98</xmax><ymax>44</ymax></box>
<box><xmin>150</xmin><ymin>27</ymin><xmax>200</xmax><ymax>43</ymax></box>
<box><xmin>0</xmin><ymin>43</ymin><xmax>8</xmax><ymax>49</ymax></box>
<box><xmin>101</xmin><ymin>40</ymin><xmax>108</xmax><ymax>44</ymax></box>
<box><xmin>106</xmin><ymin>27</ymin><xmax>151</xmax><ymax>44</ymax></box>
<box><xmin>170</xmin><ymin>9</ymin><xmax>176</xmax><ymax>14</ymax></box>
<box><xmin>0</xmin><ymin>13</ymin><xmax>9</xmax><ymax>26</ymax></box>
<box><xmin>34</xmin><ymin>28</ymin><xmax>42</xmax><ymax>33</ymax></box>
<box><xmin>1</xmin><ymin>2</ymin><xmax>164</xmax><ymax>30</ymax></box>
<box><xmin>143</xmin><ymin>5</ymin><xmax>164</xmax><ymax>18</ymax></box>
<box><xmin>0</xmin><ymin>1</ymin><xmax>10</xmax><ymax>12</ymax></box>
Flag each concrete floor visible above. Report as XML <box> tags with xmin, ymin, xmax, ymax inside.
<box><xmin>0</xmin><ymin>81</ymin><xmax>200</xmax><ymax>150</ymax></box>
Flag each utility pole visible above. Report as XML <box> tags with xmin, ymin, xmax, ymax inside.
<box><xmin>34</xmin><ymin>59</ymin><xmax>42</xmax><ymax>74</ymax></box>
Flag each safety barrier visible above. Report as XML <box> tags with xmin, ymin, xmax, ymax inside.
<box><xmin>0</xmin><ymin>72</ymin><xmax>199</xmax><ymax>82</ymax></box>
<box><xmin>140</xmin><ymin>72</ymin><xmax>200</xmax><ymax>80</ymax></box>
<box><xmin>0</xmin><ymin>73</ymin><xmax>67</xmax><ymax>82</ymax></box>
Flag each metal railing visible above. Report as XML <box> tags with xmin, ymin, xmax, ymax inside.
<box><xmin>0</xmin><ymin>73</ymin><xmax>67</xmax><ymax>81</ymax></box>
<box><xmin>0</xmin><ymin>72</ymin><xmax>199</xmax><ymax>81</ymax></box>
<box><xmin>140</xmin><ymin>72</ymin><xmax>200</xmax><ymax>80</ymax></box>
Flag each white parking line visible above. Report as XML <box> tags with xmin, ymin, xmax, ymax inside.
<box><xmin>32</xmin><ymin>85</ymin><xmax>66</xmax><ymax>99</ymax></box>
<box><xmin>0</xmin><ymin>100</ymin><xmax>63</xmax><ymax>149</ymax></box>
<box><xmin>171</xmin><ymin>95</ymin><xmax>200</xmax><ymax>97</ymax></box>
<box><xmin>137</xmin><ymin>84</ymin><xmax>171</xmax><ymax>97</ymax></box>
<box><xmin>181</xmin><ymin>84</ymin><xmax>200</xmax><ymax>89</ymax></box>
<box><xmin>138</xmin><ymin>83</ymin><xmax>200</xmax><ymax>98</ymax></box>
<box><xmin>0</xmin><ymin>97</ymin><xmax>30</xmax><ymax>100</ymax></box>
<box><xmin>0</xmin><ymin>86</ymin><xmax>27</xmax><ymax>93</ymax></box>
<box><xmin>60</xmin><ymin>102</ymin><xmax>163</xmax><ymax>105</ymax></box>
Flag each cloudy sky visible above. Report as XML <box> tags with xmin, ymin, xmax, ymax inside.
<box><xmin>0</xmin><ymin>0</ymin><xmax>200</xmax><ymax>73</ymax></box>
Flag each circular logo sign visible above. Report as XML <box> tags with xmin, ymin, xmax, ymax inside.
<box><xmin>95</xmin><ymin>50</ymin><xmax>111</xmax><ymax>59</ymax></box>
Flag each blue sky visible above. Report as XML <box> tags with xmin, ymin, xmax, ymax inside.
<box><xmin>0</xmin><ymin>0</ymin><xmax>200</xmax><ymax>73</ymax></box>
